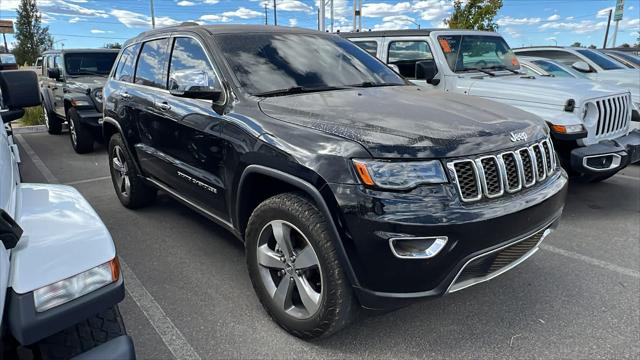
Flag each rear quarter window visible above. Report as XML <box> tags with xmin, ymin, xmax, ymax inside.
<box><xmin>135</xmin><ymin>38</ymin><xmax>170</xmax><ymax>89</ymax></box>
<box><xmin>114</xmin><ymin>43</ymin><xmax>140</xmax><ymax>83</ymax></box>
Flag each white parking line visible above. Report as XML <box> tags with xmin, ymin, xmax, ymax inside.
<box><xmin>541</xmin><ymin>244</ymin><xmax>640</xmax><ymax>279</ymax></box>
<box><xmin>14</xmin><ymin>134</ymin><xmax>200</xmax><ymax>360</ymax></box>
<box><xmin>120</xmin><ymin>260</ymin><xmax>201</xmax><ymax>360</ymax></box>
<box><xmin>64</xmin><ymin>176</ymin><xmax>112</xmax><ymax>186</ymax></box>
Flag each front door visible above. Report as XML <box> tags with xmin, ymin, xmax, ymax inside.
<box><xmin>52</xmin><ymin>54</ymin><xmax>65</xmax><ymax>116</ymax></box>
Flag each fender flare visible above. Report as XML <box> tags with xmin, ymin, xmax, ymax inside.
<box><xmin>237</xmin><ymin>165</ymin><xmax>360</xmax><ymax>287</ymax></box>
<box><xmin>40</xmin><ymin>89</ymin><xmax>55</xmax><ymax>115</ymax></box>
<box><xmin>101</xmin><ymin>117</ymin><xmax>143</xmax><ymax>174</ymax></box>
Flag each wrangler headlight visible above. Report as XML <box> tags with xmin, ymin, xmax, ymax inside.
<box><xmin>33</xmin><ymin>258</ymin><xmax>120</xmax><ymax>312</ymax></box>
<box><xmin>94</xmin><ymin>88</ymin><xmax>103</xmax><ymax>102</ymax></box>
<box><xmin>353</xmin><ymin>159</ymin><xmax>448</xmax><ymax>190</ymax></box>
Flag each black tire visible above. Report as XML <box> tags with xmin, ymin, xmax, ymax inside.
<box><xmin>108</xmin><ymin>133</ymin><xmax>157</xmax><ymax>208</ymax></box>
<box><xmin>67</xmin><ymin>108</ymin><xmax>94</xmax><ymax>154</ymax></box>
<box><xmin>43</xmin><ymin>103</ymin><xmax>62</xmax><ymax>135</ymax></box>
<box><xmin>245</xmin><ymin>192</ymin><xmax>357</xmax><ymax>339</ymax></box>
<box><xmin>33</xmin><ymin>306</ymin><xmax>126</xmax><ymax>360</ymax></box>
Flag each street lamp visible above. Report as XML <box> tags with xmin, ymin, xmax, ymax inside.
<box><xmin>406</xmin><ymin>19</ymin><xmax>421</xmax><ymax>29</ymax></box>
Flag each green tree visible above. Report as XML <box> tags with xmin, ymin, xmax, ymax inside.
<box><xmin>620</xmin><ymin>43</ymin><xmax>630</xmax><ymax>48</ymax></box>
<box><xmin>12</xmin><ymin>0</ymin><xmax>53</xmax><ymax>65</ymax></box>
<box><xmin>104</xmin><ymin>42</ymin><xmax>122</xmax><ymax>49</ymax></box>
<box><xmin>571</xmin><ymin>42</ymin><xmax>582</xmax><ymax>48</ymax></box>
<box><xmin>588</xmin><ymin>44</ymin><xmax>596</xmax><ymax>49</ymax></box>
<box><xmin>445</xmin><ymin>0</ymin><xmax>503</xmax><ymax>31</ymax></box>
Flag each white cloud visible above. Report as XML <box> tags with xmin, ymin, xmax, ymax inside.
<box><xmin>502</xmin><ymin>27</ymin><xmax>521</xmax><ymax>39</ymax></box>
<box><xmin>203</xmin><ymin>0</ymin><xmax>219</xmax><ymax>3</ymax></box>
<box><xmin>111</xmin><ymin>9</ymin><xmax>180</xmax><ymax>28</ymax></box>
<box><xmin>177</xmin><ymin>1</ymin><xmax>196</xmax><ymax>6</ymax></box>
<box><xmin>199</xmin><ymin>14</ymin><xmax>230</xmax><ymax>22</ymax></box>
<box><xmin>362</xmin><ymin>2</ymin><xmax>412</xmax><ymax>18</ymax></box>
<box><xmin>289</xmin><ymin>18</ymin><xmax>298</xmax><ymax>27</ymax></box>
<box><xmin>413</xmin><ymin>0</ymin><xmax>452</xmax><ymax>21</ymax></box>
<box><xmin>372</xmin><ymin>15</ymin><xmax>416</xmax><ymax>30</ymax></box>
<box><xmin>539</xmin><ymin>20</ymin><xmax>607</xmax><ymax>34</ymax></box>
<box><xmin>497</xmin><ymin>16</ymin><xmax>542</xmax><ymax>26</ymax></box>
<box><xmin>90</xmin><ymin>29</ymin><xmax>113</xmax><ymax>34</ymax></box>
<box><xmin>597</xmin><ymin>7</ymin><xmax>614</xmax><ymax>18</ymax></box>
<box><xmin>547</xmin><ymin>14</ymin><xmax>560</xmax><ymax>21</ymax></box>
<box><xmin>68</xmin><ymin>16</ymin><xmax>82</xmax><ymax>23</ymax></box>
<box><xmin>221</xmin><ymin>7</ymin><xmax>263</xmax><ymax>19</ymax></box>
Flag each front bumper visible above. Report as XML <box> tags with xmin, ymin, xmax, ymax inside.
<box><xmin>570</xmin><ymin>129</ymin><xmax>640</xmax><ymax>175</ymax></box>
<box><xmin>7</xmin><ymin>276</ymin><xmax>125</xmax><ymax>345</ymax></box>
<box><xmin>329</xmin><ymin>169</ymin><xmax>568</xmax><ymax>310</ymax></box>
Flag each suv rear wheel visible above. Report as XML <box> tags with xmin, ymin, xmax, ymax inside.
<box><xmin>67</xmin><ymin>108</ymin><xmax>94</xmax><ymax>154</ymax></box>
<box><xmin>108</xmin><ymin>133</ymin><xmax>157</xmax><ymax>208</ymax></box>
<box><xmin>245</xmin><ymin>193</ymin><xmax>357</xmax><ymax>339</ymax></box>
<box><xmin>42</xmin><ymin>103</ymin><xmax>62</xmax><ymax>135</ymax></box>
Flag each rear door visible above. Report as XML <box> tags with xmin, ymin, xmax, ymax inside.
<box><xmin>52</xmin><ymin>54</ymin><xmax>65</xmax><ymax>116</ymax></box>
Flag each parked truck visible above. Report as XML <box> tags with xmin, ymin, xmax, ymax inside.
<box><xmin>343</xmin><ymin>29</ymin><xmax>640</xmax><ymax>182</ymax></box>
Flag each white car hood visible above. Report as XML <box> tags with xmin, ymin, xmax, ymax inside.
<box><xmin>464</xmin><ymin>74</ymin><xmax>628</xmax><ymax>107</ymax></box>
<box><xmin>591</xmin><ymin>69</ymin><xmax>640</xmax><ymax>102</ymax></box>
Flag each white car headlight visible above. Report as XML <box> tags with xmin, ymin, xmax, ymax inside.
<box><xmin>550</xmin><ymin>124</ymin><xmax>585</xmax><ymax>135</ymax></box>
<box><xmin>34</xmin><ymin>258</ymin><xmax>120</xmax><ymax>312</ymax></box>
<box><xmin>353</xmin><ymin>159</ymin><xmax>448</xmax><ymax>190</ymax></box>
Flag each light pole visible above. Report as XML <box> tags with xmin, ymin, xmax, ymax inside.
<box><xmin>406</xmin><ymin>19</ymin><xmax>421</xmax><ymax>29</ymax></box>
<box><xmin>149</xmin><ymin>0</ymin><xmax>156</xmax><ymax>29</ymax></box>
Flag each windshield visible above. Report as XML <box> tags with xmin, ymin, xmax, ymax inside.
<box><xmin>532</xmin><ymin>59</ymin><xmax>590</xmax><ymax>79</ymax></box>
<box><xmin>608</xmin><ymin>51</ymin><xmax>640</xmax><ymax>66</ymax></box>
<box><xmin>437</xmin><ymin>35</ymin><xmax>520</xmax><ymax>73</ymax></box>
<box><xmin>215</xmin><ymin>33</ymin><xmax>405</xmax><ymax>95</ymax></box>
<box><xmin>64</xmin><ymin>52</ymin><xmax>118</xmax><ymax>76</ymax></box>
<box><xmin>0</xmin><ymin>54</ymin><xmax>16</xmax><ymax>64</ymax></box>
<box><xmin>575</xmin><ymin>49</ymin><xmax>625</xmax><ymax>70</ymax></box>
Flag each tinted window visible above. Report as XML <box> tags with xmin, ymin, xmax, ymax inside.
<box><xmin>518</xmin><ymin>50</ymin><xmax>583</xmax><ymax>67</ymax></box>
<box><xmin>353</xmin><ymin>41</ymin><xmax>378</xmax><ymax>56</ymax></box>
<box><xmin>520</xmin><ymin>64</ymin><xmax>540</xmax><ymax>76</ymax></box>
<box><xmin>114</xmin><ymin>44</ymin><xmax>140</xmax><ymax>83</ymax></box>
<box><xmin>216</xmin><ymin>33</ymin><xmax>404</xmax><ymax>95</ymax></box>
<box><xmin>438</xmin><ymin>35</ymin><xmax>519</xmax><ymax>72</ymax></box>
<box><xmin>608</xmin><ymin>51</ymin><xmax>640</xmax><ymax>66</ymax></box>
<box><xmin>388</xmin><ymin>41</ymin><xmax>432</xmax><ymax>78</ymax></box>
<box><xmin>576</xmin><ymin>49</ymin><xmax>625</xmax><ymax>70</ymax></box>
<box><xmin>168</xmin><ymin>37</ymin><xmax>219</xmax><ymax>92</ymax></box>
<box><xmin>65</xmin><ymin>52</ymin><xmax>118</xmax><ymax>76</ymax></box>
<box><xmin>135</xmin><ymin>39</ymin><xmax>169</xmax><ymax>88</ymax></box>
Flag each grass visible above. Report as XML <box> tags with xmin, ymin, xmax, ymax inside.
<box><xmin>17</xmin><ymin>106</ymin><xmax>45</xmax><ymax>126</ymax></box>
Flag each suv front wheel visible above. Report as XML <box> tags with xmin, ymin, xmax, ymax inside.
<box><xmin>108</xmin><ymin>133</ymin><xmax>157</xmax><ymax>208</ymax></box>
<box><xmin>42</xmin><ymin>103</ymin><xmax>62</xmax><ymax>135</ymax></box>
<box><xmin>67</xmin><ymin>108</ymin><xmax>94</xmax><ymax>153</ymax></box>
<box><xmin>245</xmin><ymin>193</ymin><xmax>357</xmax><ymax>339</ymax></box>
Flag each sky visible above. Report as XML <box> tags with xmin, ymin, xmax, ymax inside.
<box><xmin>0</xmin><ymin>0</ymin><xmax>639</xmax><ymax>49</ymax></box>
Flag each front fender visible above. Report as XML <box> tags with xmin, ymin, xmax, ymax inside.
<box><xmin>9</xmin><ymin>183</ymin><xmax>116</xmax><ymax>294</ymax></box>
<box><xmin>63</xmin><ymin>93</ymin><xmax>96</xmax><ymax>111</ymax></box>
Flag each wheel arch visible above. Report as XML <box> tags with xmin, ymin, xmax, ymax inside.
<box><xmin>101</xmin><ymin>117</ymin><xmax>142</xmax><ymax>174</ymax></box>
<box><xmin>236</xmin><ymin>165</ymin><xmax>360</xmax><ymax>287</ymax></box>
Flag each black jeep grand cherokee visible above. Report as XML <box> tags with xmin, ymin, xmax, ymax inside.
<box><xmin>103</xmin><ymin>25</ymin><xmax>568</xmax><ymax>338</ymax></box>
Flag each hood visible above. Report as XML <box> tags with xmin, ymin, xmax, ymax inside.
<box><xmin>593</xmin><ymin>69</ymin><xmax>640</xmax><ymax>101</ymax></box>
<box><xmin>465</xmin><ymin>74</ymin><xmax>629</xmax><ymax>107</ymax></box>
<box><xmin>66</xmin><ymin>76</ymin><xmax>108</xmax><ymax>93</ymax></box>
<box><xmin>258</xmin><ymin>86</ymin><xmax>547</xmax><ymax>159</ymax></box>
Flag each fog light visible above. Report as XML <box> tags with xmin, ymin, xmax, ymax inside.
<box><xmin>389</xmin><ymin>236</ymin><xmax>448</xmax><ymax>259</ymax></box>
<box><xmin>583</xmin><ymin>153</ymin><xmax>622</xmax><ymax>171</ymax></box>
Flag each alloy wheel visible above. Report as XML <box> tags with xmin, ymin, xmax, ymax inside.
<box><xmin>111</xmin><ymin>145</ymin><xmax>130</xmax><ymax>198</ymax></box>
<box><xmin>257</xmin><ymin>220</ymin><xmax>323</xmax><ymax>319</ymax></box>
<box><xmin>42</xmin><ymin>104</ymin><xmax>49</xmax><ymax>129</ymax></box>
<box><xmin>69</xmin><ymin>116</ymin><xmax>77</xmax><ymax>146</ymax></box>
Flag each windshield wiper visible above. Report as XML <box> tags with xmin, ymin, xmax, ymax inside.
<box><xmin>254</xmin><ymin>85</ymin><xmax>346</xmax><ymax>97</ymax></box>
<box><xmin>483</xmin><ymin>65</ymin><xmax>521</xmax><ymax>74</ymax></box>
<box><xmin>73</xmin><ymin>70</ymin><xmax>108</xmax><ymax>77</ymax></box>
<box><xmin>347</xmin><ymin>81</ymin><xmax>403</xmax><ymax>88</ymax></box>
<box><xmin>459</xmin><ymin>67</ymin><xmax>496</xmax><ymax>77</ymax></box>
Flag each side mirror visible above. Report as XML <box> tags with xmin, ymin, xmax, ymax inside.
<box><xmin>571</xmin><ymin>61</ymin><xmax>591</xmax><ymax>73</ymax></box>
<box><xmin>416</xmin><ymin>60</ymin><xmax>440</xmax><ymax>85</ymax></box>
<box><xmin>0</xmin><ymin>70</ymin><xmax>41</xmax><ymax>123</ymax></box>
<box><xmin>388</xmin><ymin>64</ymin><xmax>400</xmax><ymax>73</ymax></box>
<box><xmin>47</xmin><ymin>67</ymin><xmax>61</xmax><ymax>80</ymax></box>
<box><xmin>168</xmin><ymin>69</ymin><xmax>223</xmax><ymax>101</ymax></box>
<box><xmin>0</xmin><ymin>209</ymin><xmax>23</xmax><ymax>250</ymax></box>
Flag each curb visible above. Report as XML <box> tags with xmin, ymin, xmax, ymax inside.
<box><xmin>12</xmin><ymin>125</ymin><xmax>47</xmax><ymax>134</ymax></box>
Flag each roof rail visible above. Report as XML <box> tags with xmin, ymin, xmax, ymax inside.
<box><xmin>180</xmin><ymin>21</ymin><xmax>200</xmax><ymax>26</ymax></box>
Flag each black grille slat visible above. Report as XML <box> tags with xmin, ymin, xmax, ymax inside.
<box><xmin>453</xmin><ymin>161</ymin><xmax>479</xmax><ymax>200</ymax></box>
<box><xmin>542</xmin><ymin>141</ymin><xmax>553</xmax><ymax>173</ymax></box>
<box><xmin>519</xmin><ymin>149</ymin><xmax>535</xmax><ymax>185</ymax></box>
<box><xmin>480</xmin><ymin>157</ymin><xmax>501</xmax><ymax>196</ymax></box>
<box><xmin>502</xmin><ymin>153</ymin><xmax>520</xmax><ymax>190</ymax></box>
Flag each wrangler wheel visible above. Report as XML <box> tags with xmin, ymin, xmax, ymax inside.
<box><xmin>246</xmin><ymin>193</ymin><xmax>357</xmax><ymax>339</ymax></box>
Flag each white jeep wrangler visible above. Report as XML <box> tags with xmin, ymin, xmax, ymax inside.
<box><xmin>0</xmin><ymin>70</ymin><xmax>134</xmax><ymax>359</ymax></box>
<box><xmin>343</xmin><ymin>29</ymin><xmax>640</xmax><ymax>181</ymax></box>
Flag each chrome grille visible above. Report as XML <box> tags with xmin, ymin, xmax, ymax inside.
<box><xmin>449</xmin><ymin>138</ymin><xmax>556</xmax><ymax>202</ymax></box>
<box><xmin>593</xmin><ymin>94</ymin><xmax>631</xmax><ymax>137</ymax></box>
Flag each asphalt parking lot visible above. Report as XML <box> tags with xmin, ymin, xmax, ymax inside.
<box><xmin>13</xmin><ymin>129</ymin><xmax>640</xmax><ymax>359</ymax></box>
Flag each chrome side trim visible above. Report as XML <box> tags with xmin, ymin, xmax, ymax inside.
<box><xmin>446</xmin><ymin>226</ymin><xmax>554</xmax><ymax>294</ymax></box>
<box><xmin>582</xmin><ymin>153</ymin><xmax>622</xmax><ymax>172</ymax></box>
<box><xmin>144</xmin><ymin>176</ymin><xmax>234</xmax><ymax>229</ymax></box>
<box><xmin>388</xmin><ymin>236</ymin><xmax>448</xmax><ymax>260</ymax></box>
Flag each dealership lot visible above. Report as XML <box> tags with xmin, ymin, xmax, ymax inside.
<box><xmin>14</xmin><ymin>130</ymin><xmax>639</xmax><ymax>359</ymax></box>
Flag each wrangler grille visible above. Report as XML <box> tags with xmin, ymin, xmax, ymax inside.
<box><xmin>449</xmin><ymin>138</ymin><xmax>556</xmax><ymax>202</ymax></box>
<box><xmin>593</xmin><ymin>94</ymin><xmax>631</xmax><ymax>137</ymax></box>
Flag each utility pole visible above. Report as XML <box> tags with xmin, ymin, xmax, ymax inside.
<box><xmin>273</xmin><ymin>0</ymin><xmax>277</xmax><ymax>26</ymax></box>
<box><xmin>330</xmin><ymin>0</ymin><xmax>334</xmax><ymax>33</ymax></box>
<box><xmin>603</xmin><ymin>9</ymin><xmax>612</xmax><ymax>48</ymax></box>
<box><xmin>319</xmin><ymin>0</ymin><xmax>325</xmax><ymax>32</ymax></box>
<box><xmin>352</xmin><ymin>0</ymin><xmax>362</xmax><ymax>31</ymax></box>
<box><xmin>358</xmin><ymin>0</ymin><xmax>362</xmax><ymax>31</ymax></box>
<box><xmin>149</xmin><ymin>0</ymin><xmax>156</xmax><ymax>29</ymax></box>
<box><xmin>264</xmin><ymin>2</ymin><xmax>268</xmax><ymax>25</ymax></box>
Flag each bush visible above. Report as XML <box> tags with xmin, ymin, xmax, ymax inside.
<box><xmin>19</xmin><ymin>106</ymin><xmax>44</xmax><ymax>126</ymax></box>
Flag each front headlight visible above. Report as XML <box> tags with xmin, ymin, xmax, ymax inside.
<box><xmin>94</xmin><ymin>88</ymin><xmax>103</xmax><ymax>102</ymax></box>
<box><xmin>34</xmin><ymin>258</ymin><xmax>120</xmax><ymax>312</ymax></box>
<box><xmin>550</xmin><ymin>124</ymin><xmax>585</xmax><ymax>134</ymax></box>
<box><xmin>352</xmin><ymin>159</ymin><xmax>448</xmax><ymax>190</ymax></box>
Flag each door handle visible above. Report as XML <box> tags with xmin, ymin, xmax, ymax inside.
<box><xmin>121</xmin><ymin>92</ymin><xmax>131</xmax><ymax>99</ymax></box>
<box><xmin>51</xmin><ymin>86</ymin><xmax>58</xmax><ymax>90</ymax></box>
<box><xmin>157</xmin><ymin>102</ymin><xmax>171</xmax><ymax>111</ymax></box>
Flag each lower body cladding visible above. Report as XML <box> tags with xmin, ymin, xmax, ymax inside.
<box><xmin>569</xmin><ymin>129</ymin><xmax>640</xmax><ymax>175</ymax></box>
<box><xmin>329</xmin><ymin>170</ymin><xmax>568</xmax><ymax>310</ymax></box>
